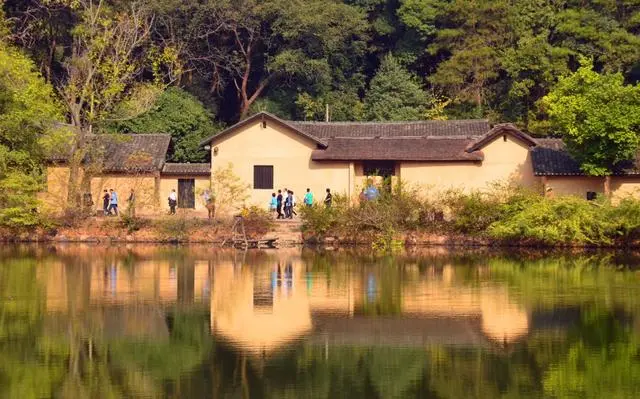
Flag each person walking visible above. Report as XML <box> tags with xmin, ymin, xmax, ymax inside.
<box><xmin>290</xmin><ymin>190</ymin><xmax>297</xmax><ymax>217</ymax></box>
<box><xmin>270</xmin><ymin>192</ymin><xmax>278</xmax><ymax>216</ymax></box>
<box><xmin>108</xmin><ymin>189</ymin><xmax>119</xmax><ymax>216</ymax></box>
<box><xmin>324</xmin><ymin>188</ymin><xmax>332</xmax><ymax>207</ymax></box>
<box><xmin>303</xmin><ymin>188</ymin><xmax>314</xmax><ymax>207</ymax></box>
<box><xmin>276</xmin><ymin>190</ymin><xmax>284</xmax><ymax>219</ymax></box>
<box><xmin>203</xmin><ymin>189</ymin><xmax>215</xmax><ymax>220</ymax></box>
<box><xmin>168</xmin><ymin>189</ymin><xmax>177</xmax><ymax>215</ymax></box>
<box><xmin>284</xmin><ymin>191</ymin><xmax>293</xmax><ymax>219</ymax></box>
<box><xmin>127</xmin><ymin>189</ymin><xmax>136</xmax><ymax>216</ymax></box>
<box><xmin>102</xmin><ymin>189</ymin><xmax>110</xmax><ymax>215</ymax></box>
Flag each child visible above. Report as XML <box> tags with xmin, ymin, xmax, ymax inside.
<box><xmin>269</xmin><ymin>192</ymin><xmax>277</xmax><ymax>215</ymax></box>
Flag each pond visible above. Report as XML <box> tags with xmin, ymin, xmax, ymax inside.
<box><xmin>0</xmin><ymin>245</ymin><xmax>639</xmax><ymax>398</ymax></box>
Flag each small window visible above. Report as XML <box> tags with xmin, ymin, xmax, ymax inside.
<box><xmin>363</xmin><ymin>160</ymin><xmax>396</xmax><ymax>177</ymax></box>
<box><xmin>586</xmin><ymin>191</ymin><xmax>597</xmax><ymax>201</ymax></box>
<box><xmin>253</xmin><ymin>165</ymin><xmax>274</xmax><ymax>189</ymax></box>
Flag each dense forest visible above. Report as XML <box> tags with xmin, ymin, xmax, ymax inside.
<box><xmin>1</xmin><ymin>0</ymin><xmax>640</xmax><ymax>223</ymax></box>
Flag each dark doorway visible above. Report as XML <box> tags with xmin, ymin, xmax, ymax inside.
<box><xmin>178</xmin><ymin>179</ymin><xmax>195</xmax><ymax>208</ymax></box>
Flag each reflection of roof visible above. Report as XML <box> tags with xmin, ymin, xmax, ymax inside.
<box><xmin>310</xmin><ymin>316</ymin><xmax>490</xmax><ymax>347</ymax></box>
<box><xmin>533</xmin><ymin>138</ymin><xmax>640</xmax><ymax>176</ymax></box>
<box><xmin>162</xmin><ymin>163</ymin><xmax>211</xmax><ymax>175</ymax></box>
<box><xmin>48</xmin><ymin>134</ymin><xmax>171</xmax><ymax>173</ymax></box>
<box><xmin>311</xmin><ymin>137</ymin><xmax>483</xmax><ymax>162</ymax></box>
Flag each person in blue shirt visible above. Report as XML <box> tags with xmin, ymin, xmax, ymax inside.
<box><xmin>269</xmin><ymin>192</ymin><xmax>277</xmax><ymax>215</ymax></box>
<box><xmin>365</xmin><ymin>182</ymin><xmax>379</xmax><ymax>201</ymax></box>
<box><xmin>108</xmin><ymin>189</ymin><xmax>119</xmax><ymax>216</ymax></box>
<box><xmin>303</xmin><ymin>188</ymin><xmax>314</xmax><ymax>207</ymax></box>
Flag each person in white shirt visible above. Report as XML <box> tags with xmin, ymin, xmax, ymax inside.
<box><xmin>168</xmin><ymin>189</ymin><xmax>177</xmax><ymax>215</ymax></box>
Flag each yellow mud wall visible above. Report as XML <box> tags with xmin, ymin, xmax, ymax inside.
<box><xmin>545</xmin><ymin>176</ymin><xmax>604</xmax><ymax>198</ymax></box>
<box><xmin>400</xmin><ymin>135</ymin><xmax>538</xmax><ymax>195</ymax></box>
<box><xmin>42</xmin><ymin>166</ymin><xmax>77</xmax><ymax>213</ymax></box>
<box><xmin>611</xmin><ymin>177</ymin><xmax>640</xmax><ymax>202</ymax></box>
<box><xmin>210</xmin><ymin>120</ymin><xmax>351</xmax><ymax>211</ymax></box>
<box><xmin>44</xmin><ymin>166</ymin><xmax>160</xmax><ymax>214</ymax></box>
<box><xmin>91</xmin><ymin>174</ymin><xmax>159</xmax><ymax>214</ymax></box>
<box><xmin>159</xmin><ymin>176</ymin><xmax>211</xmax><ymax>211</ymax></box>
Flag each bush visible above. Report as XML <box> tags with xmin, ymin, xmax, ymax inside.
<box><xmin>488</xmin><ymin>196</ymin><xmax>616</xmax><ymax>245</ymax></box>
<box><xmin>240</xmin><ymin>206</ymin><xmax>274</xmax><ymax>238</ymax></box>
<box><xmin>154</xmin><ymin>216</ymin><xmax>206</xmax><ymax>240</ymax></box>
<box><xmin>443</xmin><ymin>190</ymin><xmax>502</xmax><ymax>234</ymax></box>
<box><xmin>607</xmin><ymin>197</ymin><xmax>640</xmax><ymax>242</ymax></box>
<box><xmin>120</xmin><ymin>214</ymin><xmax>150</xmax><ymax>233</ymax></box>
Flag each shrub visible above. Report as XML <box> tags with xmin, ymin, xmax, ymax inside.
<box><xmin>120</xmin><ymin>214</ymin><xmax>150</xmax><ymax>233</ymax></box>
<box><xmin>488</xmin><ymin>196</ymin><xmax>616</xmax><ymax>245</ymax></box>
<box><xmin>443</xmin><ymin>190</ymin><xmax>502</xmax><ymax>234</ymax></box>
<box><xmin>607</xmin><ymin>197</ymin><xmax>640</xmax><ymax>242</ymax></box>
<box><xmin>299</xmin><ymin>197</ymin><xmax>346</xmax><ymax>235</ymax></box>
<box><xmin>154</xmin><ymin>216</ymin><xmax>205</xmax><ymax>241</ymax></box>
<box><xmin>240</xmin><ymin>205</ymin><xmax>274</xmax><ymax>238</ymax></box>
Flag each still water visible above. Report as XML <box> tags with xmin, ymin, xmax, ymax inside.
<box><xmin>0</xmin><ymin>245</ymin><xmax>639</xmax><ymax>398</ymax></box>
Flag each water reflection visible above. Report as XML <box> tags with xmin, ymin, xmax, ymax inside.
<box><xmin>0</xmin><ymin>245</ymin><xmax>639</xmax><ymax>398</ymax></box>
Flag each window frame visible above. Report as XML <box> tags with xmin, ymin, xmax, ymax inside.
<box><xmin>253</xmin><ymin>165</ymin><xmax>274</xmax><ymax>189</ymax></box>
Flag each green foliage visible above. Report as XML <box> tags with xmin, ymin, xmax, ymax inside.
<box><xmin>364</xmin><ymin>54</ymin><xmax>431</xmax><ymax>121</ymax></box>
<box><xmin>119</xmin><ymin>214</ymin><xmax>150</xmax><ymax>234</ymax></box>
<box><xmin>239</xmin><ymin>205</ymin><xmax>274</xmax><ymax>238</ymax></box>
<box><xmin>488</xmin><ymin>196</ymin><xmax>617</xmax><ymax>245</ymax></box>
<box><xmin>542</xmin><ymin>58</ymin><xmax>640</xmax><ymax>176</ymax></box>
<box><xmin>154</xmin><ymin>216</ymin><xmax>206</xmax><ymax>241</ymax></box>
<box><xmin>109</xmin><ymin>87</ymin><xmax>220</xmax><ymax>162</ymax></box>
<box><xmin>0</xmin><ymin>42</ymin><xmax>62</xmax><ymax>229</ymax></box>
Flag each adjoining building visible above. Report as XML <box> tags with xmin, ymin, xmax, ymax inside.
<box><xmin>45</xmin><ymin>134</ymin><xmax>211</xmax><ymax>214</ymax></box>
<box><xmin>45</xmin><ymin>112</ymin><xmax>640</xmax><ymax>215</ymax></box>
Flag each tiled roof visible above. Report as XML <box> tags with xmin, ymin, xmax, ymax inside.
<box><xmin>162</xmin><ymin>163</ymin><xmax>211</xmax><ymax>175</ymax></box>
<box><xmin>467</xmin><ymin>124</ymin><xmax>537</xmax><ymax>152</ymax></box>
<box><xmin>291</xmin><ymin>119</ymin><xmax>491</xmax><ymax>139</ymax></box>
<box><xmin>532</xmin><ymin>139</ymin><xmax>640</xmax><ymax>176</ymax></box>
<box><xmin>311</xmin><ymin>137</ymin><xmax>484</xmax><ymax>162</ymax></box>
<box><xmin>200</xmin><ymin>112</ymin><xmax>328</xmax><ymax>147</ymax></box>
<box><xmin>48</xmin><ymin>134</ymin><xmax>171</xmax><ymax>173</ymax></box>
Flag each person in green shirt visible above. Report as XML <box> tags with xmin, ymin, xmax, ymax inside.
<box><xmin>303</xmin><ymin>188</ymin><xmax>314</xmax><ymax>207</ymax></box>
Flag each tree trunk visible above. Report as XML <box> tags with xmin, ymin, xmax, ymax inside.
<box><xmin>604</xmin><ymin>175</ymin><xmax>611</xmax><ymax>197</ymax></box>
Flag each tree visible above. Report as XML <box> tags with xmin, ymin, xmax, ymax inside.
<box><xmin>210</xmin><ymin>163</ymin><xmax>250</xmax><ymax>220</ymax></box>
<box><xmin>0</xmin><ymin>40</ymin><xmax>62</xmax><ymax>227</ymax></box>
<box><xmin>109</xmin><ymin>87</ymin><xmax>220</xmax><ymax>163</ymax></box>
<box><xmin>50</xmin><ymin>0</ymin><xmax>169</xmax><ymax>207</ymax></box>
<box><xmin>363</xmin><ymin>54</ymin><xmax>430</xmax><ymax>121</ymax></box>
<box><xmin>151</xmin><ymin>0</ymin><xmax>368</xmax><ymax>120</ymax></box>
<box><xmin>541</xmin><ymin>58</ymin><xmax>640</xmax><ymax>177</ymax></box>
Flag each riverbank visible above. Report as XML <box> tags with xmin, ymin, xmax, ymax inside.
<box><xmin>4</xmin><ymin>216</ymin><xmax>640</xmax><ymax>249</ymax></box>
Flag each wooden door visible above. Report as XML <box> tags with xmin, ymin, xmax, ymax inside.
<box><xmin>178</xmin><ymin>179</ymin><xmax>195</xmax><ymax>208</ymax></box>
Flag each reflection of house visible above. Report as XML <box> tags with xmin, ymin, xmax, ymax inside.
<box><xmin>210</xmin><ymin>257</ymin><xmax>530</xmax><ymax>354</ymax></box>
<box><xmin>40</xmin><ymin>258</ymin><xmax>210</xmax><ymax>311</ymax></box>
<box><xmin>45</xmin><ymin>134</ymin><xmax>211</xmax><ymax>213</ymax></box>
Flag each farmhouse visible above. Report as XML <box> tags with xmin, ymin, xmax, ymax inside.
<box><xmin>45</xmin><ymin>112</ymin><xmax>640</xmax><ymax>214</ymax></box>
<box><xmin>201</xmin><ymin>112</ymin><xmax>640</xmax><ymax>204</ymax></box>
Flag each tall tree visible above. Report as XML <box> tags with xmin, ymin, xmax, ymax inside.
<box><xmin>151</xmin><ymin>0</ymin><xmax>368</xmax><ymax>121</ymax></box>
<box><xmin>542</xmin><ymin>58</ymin><xmax>640</xmax><ymax>177</ymax></box>
<box><xmin>51</xmin><ymin>0</ymin><xmax>159</xmax><ymax>206</ymax></box>
<box><xmin>110</xmin><ymin>87</ymin><xmax>219</xmax><ymax>163</ymax></box>
<box><xmin>363</xmin><ymin>54</ymin><xmax>430</xmax><ymax>121</ymax></box>
<box><xmin>0</xmin><ymin>40</ymin><xmax>62</xmax><ymax>227</ymax></box>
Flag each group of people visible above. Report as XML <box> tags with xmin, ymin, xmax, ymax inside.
<box><xmin>102</xmin><ymin>189</ymin><xmax>135</xmax><ymax>216</ymax></box>
<box><xmin>270</xmin><ymin>188</ymin><xmax>333</xmax><ymax>219</ymax></box>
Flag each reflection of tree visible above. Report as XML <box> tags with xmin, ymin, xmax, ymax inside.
<box><xmin>0</xmin><ymin>255</ymin><xmax>211</xmax><ymax>398</ymax></box>
<box><xmin>544</xmin><ymin>311</ymin><xmax>640</xmax><ymax>398</ymax></box>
